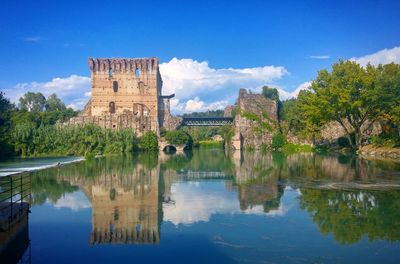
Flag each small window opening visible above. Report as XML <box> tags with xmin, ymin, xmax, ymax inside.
<box><xmin>109</xmin><ymin>102</ymin><xmax>115</xmax><ymax>113</ymax></box>
<box><xmin>135</xmin><ymin>68</ymin><xmax>140</xmax><ymax>78</ymax></box>
<box><xmin>109</xmin><ymin>68</ymin><xmax>113</xmax><ymax>77</ymax></box>
<box><xmin>113</xmin><ymin>81</ymin><xmax>118</xmax><ymax>92</ymax></box>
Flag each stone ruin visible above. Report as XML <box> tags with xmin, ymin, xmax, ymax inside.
<box><xmin>65</xmin><ymin>57</ymin><xmax>180</xmax><ymax>136</ymax></box>
<box><xmin>231</xmin><ymin>89</ymin><xmax>278</xmax><ymax>150</ymax></box>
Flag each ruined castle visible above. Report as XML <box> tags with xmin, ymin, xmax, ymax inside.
<box><xmin>66</xmin><ymin>57</ymin><xmax>177</xmax><ymax>136</ymax></box>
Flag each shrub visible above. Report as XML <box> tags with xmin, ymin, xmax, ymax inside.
<box><xmin>198</xmin><ymin>140</ymin><xmax>223</xmax><ymax>149</ymax></box>
<box><xmin>282</xmin><ymin>143</ymin><xmax>313</xmax><ymax>154</ymax></box>
<box><xmin>139</xmin><ymin>131</ymin><xmax>158</xmax><ymax>151</ymax></box>
<box><xmin>165</xmin><ymin>130</ymin><xmax>191</xmax><ymax>145</ymax></box>
<box><xmin>271</xmin><ymin>132</ymin><xmax>286</xmax><ymax>151</ymax></box>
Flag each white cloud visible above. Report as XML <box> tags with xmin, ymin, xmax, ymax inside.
<box><xmin>163</xmin><ymin>181</ymin><xmax>240</xmax><ymax>225</ymax></box>
<box><xmin>171</xmin><ymin>97</ymin><xmax>229</xmax><ymax>114</ymax></box>
<box><xmin>290</xmin><ymin>81</ymin><xmax>312</xmax><ymax>98</ymax></box>
<box><xmin>23</xmin><ymin>36</ymin><xmax>41</xmax><ymax>42</ymax></box>
<box><xmin>159</xmin><ymin>57</ymin><xmax>288</xmax><ymax>112</ymax></box>
<box><xmin>163</xmin><ymin>182</ymin><xmax>296</xmax><ymax>226</ymax></box>
<box><xmin>350</xmin><ymin>46</ymin><xmax>400</xmax><ymax>66</ymax></box>
<box><xmin>51</xmin><ymin>191</ymin><xmax>91</xmax><ymax>211</ymax></box>
<box><xmin>309</xmin><ymin>55</ymin><xmax>330</xmax><ymax>59</ymax></box>
<box><xmin>3</xmin><ymin>75</ymin><xmax>91</xmax><ymax>107</ymax></box>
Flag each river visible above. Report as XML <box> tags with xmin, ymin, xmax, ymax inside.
<box><xmin>4</xmin><ymin>149</ymin><xmax>400</xmax><ymax>263</ymax></box>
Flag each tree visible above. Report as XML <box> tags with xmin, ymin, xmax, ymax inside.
<box><xmin>19</xmin><ymin>92</ymin><xmax>47</xmax><ymax>112</ymax></box>
<box><xmin>46</xmin><ymin>93</ymin><xmax>66</xmax><ymax>111</ymax></box>
<box><xmin>280</xmin><ymin>98</ymin><xmax>306</xmax><ymax>136</ymax></box>
<box><xmin>302</xmin><ymin>60</ymin><xmax>384</xmax><ymax>149</ymax></box>
<box><xmin>262</xmin><ymin>86</ymin><xmax>279</xmax><ymax>102</ymax></box>
<box><xmin>0</xmin><ymin>92</ymin><xmax>15</xmax><ymax>158</ymax></box>
<box><xmin>262</xmin><ymin>86</ymin><xmax>283</xmax><ymax>122</ymax></box>
<box><xmin>376</xmin><ymin>63</ymin><xmax>400</xmax><ymax>136</ymax></box>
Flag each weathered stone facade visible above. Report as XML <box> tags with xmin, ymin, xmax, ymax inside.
<box><xmin>231</xmin><ymin>89</ymin><xmax>278</xmax><ymax>150</ymax></box>
<box><xmin>66</xmin><ymin>57</ymin><xmax>176</xmax><ymax>136</ymax></box>
<box><xmin>320</xmin><ymin>119</ymin><xmax>381</xmax><ymax>145</ymax></box>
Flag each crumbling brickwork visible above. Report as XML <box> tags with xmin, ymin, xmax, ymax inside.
<box><xmin>231</xmin><ymin>89</ymin><xmax>278</xmax><ymax>150</ymax></box>
<box><xmin>67</xmin><ymin>57</ymin><xmax>176</xmax><ymax>136</ymax></box>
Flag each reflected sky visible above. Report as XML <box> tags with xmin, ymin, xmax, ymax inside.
<box><xmin>18</xmin><ymin>151</ymin><xmax>400</xmax><ymax>263</ymax></box>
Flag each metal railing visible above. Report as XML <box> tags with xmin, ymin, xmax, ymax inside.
<box><xmin>182</xmin><ymin>117</ymin><xmax>234</xmax><ymax>126</ymax></box>
<box><xmin>0</xmin><ymin>173</ymin><xmax>32</xmax><ymax>231</ymax></box>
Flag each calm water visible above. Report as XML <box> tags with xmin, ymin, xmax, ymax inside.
<box><xmin>8</xmin><ymin>150</ymin><xmax>400</xmax><ymax>263</ymax></box>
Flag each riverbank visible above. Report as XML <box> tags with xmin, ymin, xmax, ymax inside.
<box><xmin>358</xmin><ymin>145</ymin><xmax>400</xmax><ymax>161</ymax></box>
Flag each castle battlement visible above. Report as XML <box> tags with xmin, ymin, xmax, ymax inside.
<box><xmin>88</xmin><ymin>57</ymin><xmax>159</xmax><ymax>73</ymax></box>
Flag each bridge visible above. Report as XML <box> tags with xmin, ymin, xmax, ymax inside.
<box><xmin>181</xmin><ymin>117</ymin><xmax>233</xmax><ymax>126</ymax></box>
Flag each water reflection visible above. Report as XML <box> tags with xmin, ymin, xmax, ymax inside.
<box><xmin>30</xmin><ymin>150</ymin><xmax>400</xmax><ymax>246</ymax></box>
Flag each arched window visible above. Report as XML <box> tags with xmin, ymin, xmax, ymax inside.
<box><xmin>113</xmin><ymin>81</ymin><xmax>118</xmax><ymax>92</ymax></box>
<box><xmin>135</xmin><ymin>67</ymin><xmax>140</xmax><ymax>78</ymax></box>
<box><xmin>133</xmin><ymin>103</ymin><xmax>150</xmax><ymax>116</ymax></box>
<box><xmin>109</xmin><ymin>102</ymin><xmax>115</xmax><ymax>113</ymax></box>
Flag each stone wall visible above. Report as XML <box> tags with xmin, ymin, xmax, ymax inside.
<box><xmin>159</xmin><ymin>97</ymin><xmax>182</xmax><ymax>131</ymax></box>
<box><xmin>320</xmin><ymin>119</ymin><xmax>381</xmax><ymax>145</ymax></box>
<box><xmin>231</xmin><ymin>89</ymin><xmax>278</xmax><ymax>150</ymax></box>
<box><xmin>67</xmin><ymin>57</ymin><xmax>178</xmax><ymax>136</ymax></box>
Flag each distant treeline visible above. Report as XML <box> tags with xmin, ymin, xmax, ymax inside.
<box><xmin>0</xmin><ymin>92</ymin><xmax>160</xmax><ymax>159</ymax></box>
<box><xmin>182</xmin><ymin>109</ymin><xmax>224</xmax><ymax>118</ymax></box>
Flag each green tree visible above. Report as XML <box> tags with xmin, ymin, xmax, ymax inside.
<box><xmin>280</xmin><ymin>98</ymin><xmax>307</xmax><ymax>136</ymax></box>
<box><xmin>0</xmin><ymin>92</ymin><xmax>15</xmax><ymax>158</ymax></box>
<box><xmin>302</xmin><ymin>60</ymin><xmax>385</xmax><ymax>149</ymax></box>
<box><xmin>376</xmin><ymin>63</ymin><xmax>400</xmax><ymax>137</ymax></box>
<box><xmin>46</xmin><ymin>93</ymin><xmax>66</xmax><ymax>111</ymax></box>
<box><xmin>19</xmin><ymin>92</ymin><xmax>47</xmax><ymax>112</ymax></box>
<box><xmin>262</xmin><ymin>86</ymin><xmax>280</xmax><ymax>102</ymax></box>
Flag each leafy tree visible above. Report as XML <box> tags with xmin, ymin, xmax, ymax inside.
<box><xmin>19</xmin><ymin>92</ymin><xmax>47</xmax><ymax>112</ymax></box>
<box><xmin>376</xmin><ymin>63</ymin><xmax>400</xmax><ymax>136</ymax></box>
<box><xmin>301</xmin><ymin>60</ymin><xmax>385</xmax><ymax>149</ymax></box>
<box><xmin>262</xmin><ymin>86</ymin><xmax>283</xmax><ymax>122</ymax></box>
<box><xmin>280</xmin><ymin>98</ymin><xmax>307</xmax><ymax>136</ymax></box>
<box><xmin>0</xmin><ymin>92</ymin><xmax>15</xmax><ymax>158</ymax></box>
<box><xmin>262</xmin><ymin>86</ymin><xmax>279</xmax><ymax>102</ymax></box>
<box><xmin>46</xmin><ymin>93</ymin><xmax>66</xmax><ymax>111</ymax></box>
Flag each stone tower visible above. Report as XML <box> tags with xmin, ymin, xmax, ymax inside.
<box><xmin>87</xmin><ymin>57</ymin><xmax>163</xmax><ymax>134</ymax></box>
<box><xmin>65</xmin><ymin>57</ymin><xmax>179</xmax><ymax>136</ymax></box>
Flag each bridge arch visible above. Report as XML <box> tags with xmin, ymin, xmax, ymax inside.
<box><xmin>158</xmin><ymin>139</ymin><xmax>187</xmax><ymax>153</ymax></box>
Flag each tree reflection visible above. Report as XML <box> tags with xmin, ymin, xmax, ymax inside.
<box><xmin>28</xmin><ymin>150</ymin><xmax>400</xmax><ymax>245</ymax></box>
<box><xmin>299</xmin><ymin>188</ymin><xmax>400</xmax><ymax>244</ymax></box>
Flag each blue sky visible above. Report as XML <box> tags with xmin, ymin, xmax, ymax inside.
<box><xmin>1</xmin><ymin>0</ymin><xmax>400</xmax><ymax>112</ymax></box>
